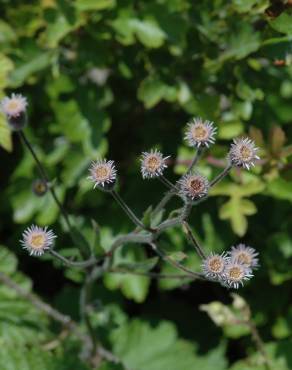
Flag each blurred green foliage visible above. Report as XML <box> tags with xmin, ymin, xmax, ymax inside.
<box><xmin>0</xmin><ymin>0</ymin><xmax>292</xmax><ymax>369</ymax></box>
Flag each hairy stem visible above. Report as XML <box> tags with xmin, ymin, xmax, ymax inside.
<box><xmin>158</xmin><ymin>175</ymin><xmax>177</xmax><ymax>191</ymax></box>
<box><xmin>182</xmin><ymin>221</ymin><xmax>206</xmax><ymax>259</ymax></box>
<box><xmin>186</xmin><ymin>147</ymin><xmax>204</xmax><ymax>173</ymax></box>
<box><xmin>19</xmin><ymin>131</ymin><xmax>72</xmax><ymax>232</ymax></box>
<box><xmin>110</xmin><ymin>190</ymin><xmax>149</xmax><ymax>231</ymax></box>
<box><xmin>156</xmin><ymin>202</ymin><xmax>192</xmax><ymax>233</ymax></box>
<box><xmin>149</xmin><ymin>243</ymin><xmax>204</xmax><ymax>280</ymax></box>
<box><xmin>49</xmin><ymin>250</ymin><xmax>96</xmax><ymax>268</ymax></box>
<box><xmin>80</xmin><ymin>270</ymin><xmax>97</xmax><ymax>355</ymax></box>
<box><xmin>109</xmin><ymin>268</ymin><xmax>193</xmax><ymax>280</ymax></box>
<box><xmin>210</xmin><ymin>164</ymin><xmax>232</xmax><ymax>187</ymax></box>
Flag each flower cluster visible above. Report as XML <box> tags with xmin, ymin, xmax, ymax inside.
<box><xmin>9</xmin><ymin>95</ymin><xmax>261</xmax><ymax>291</ymax></box>
<box><xmin>202</xmin><ymin>244</ymin><xmax>259</xmax><ymax>289</ymax></box>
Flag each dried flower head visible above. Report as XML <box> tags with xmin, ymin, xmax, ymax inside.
<box><xmin>140</xmin><ymin>149</ymin><xmax>170</xmax><ymax>179</ymax></box>
<box><xmin>222</xmin><ymin>260</ymin><xmax>253</xmax><ymax>289</ymax></box>
<box><xmin>0</xmin><ymin>93</ymin><xmax>28</xmax><ymax>131</ymax></box>
<box><xmin>88</xmin><ymin>159</ymin><xmax>117</xmax><ymax>190</ymax></box>
<box><xmin>184</xmin><ymin>117</ymin><xmax>217</xmax><ymax>148</ymax></box>
<box><xmin>228</xmin><ymin>243</ymin><xmax>259</xmax><ymax>269</ymax></box>
<box><xmin>202</xmin><ymin>253</ymin><xmax>228</xmax><ymax>280</ymax></box>
<box><xmin>20</xmin><ymin>225</ymin><xmax>57</xmax><ymax>256</ymax></box>
<box><xmin>228</xmin><ymin>137</ymin><xmax>260</xmax><ymax>170</ymax></box>
<box><xmin>32</xmin><ymin>179</ymin><xmax>48</xmax><ymax>197</ymax></box>
<box><xmin>178</xmin><ymin>172</ymin><xmax>209</xmax><ymax>201</ymax></box>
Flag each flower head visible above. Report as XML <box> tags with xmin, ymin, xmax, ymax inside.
<box><xmin>1</xmin><ymin>93</ymin><xmax>28</xmax><ymax>118</ymax></box>
<box><xmin>32</xmin><ymin>179</ymin><xmax>48</xmax><ymax>197</ymax></box>
<box><xmin>88</xmin><ymin>159</ymin><xmax>117</xmax><ymax>190</ymax></box>
<box><xmin>184</xmin><ymin>117</ymin><xmax>217</xmax><ymax>148</ymax></box>
<box><xmin>140</xmin><ymin>149</ymin><xmax>170</xmax><ymax>179</ymax></box>
<box><xmin>222</xmin><ymin>260</ymin><xmax>253</xmax><ymax>289</ymax></box>
<box><xmin>228</xmin><ymin>243</ymin><xmax>259</xmax><ymax>269</ymax></box>
<box><xmin>202</xmin><ymin>252</ymin><xmax>228</xmax><ymax>280</ymax></box>
<box><xmin>228</xmin><ymin>137</ymin><xmax>260</xmax><ymax>170</ymax></box>
<box><xmin>20</xmin><ymin>225</ymin><xmax>56</xmax><ymax>256</ymax></box>
<box><xmin>0</xmin><ymin>93</ymin><xmax>28</xmax><ymax>131</ymax></box>
<box><xmin>178</xmin><ymin>172</ymin><xmax>209</xmax><ymax>201</ymax></box>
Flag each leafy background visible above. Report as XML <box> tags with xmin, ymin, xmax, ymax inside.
<box><xmin>0</xmin><ymin>0</ymin><xmax>292</xmax><ymax>369</ymax></box>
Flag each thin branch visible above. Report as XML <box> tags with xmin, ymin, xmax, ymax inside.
<box><xmin>19</xmin><ymin>131</ymin><xmax>73</xmax><ymax>233</ymax></box>
<box><xmin>158</xmin><ymin>175</ymin><xmax>177</xmax><ymax>191</ymax></box>
<box><xmin>149</xmin><ymin>243</ymin><xmax>204</xmax><ymax>280</ymax></box>
<box><xmin>110</xmin><ymin>190</ymin><xmax>150</xmax><ymax>231</ymax></box>
<box><xmin>210</xmin><ymin>164</ymin><xmax>232</xmax><ymax>187</ymax></box>
<box><xmin>186</xmin><ymin>147</ymin><xmax>204</xmax><ymax>173</ymax></box>
<box><xmin>182</xmin><ymin>221</ymin><xmax>206</xmax><ymax>259</ymax></box>
<box><xmin>49</xmin><ymin>250</ymin><xmax>96</xmax><ymax>268</ymax></box>
<box><xmin>0</xmin><ymin>270</ymin><xmax>73</xmax><ymax>327</ymax></box>
<box><xmin>0</xmin><ymin>270</ymin><xmax>123</xmax><ymax>366</ymax></box>
<box><xmin>80</xmin><ymin>270</ymin><xmax>97</xmax><ymax>355</ymax></box>
<box><xmin>109</xmin><ymin>268</ymin><xmax>193</xmax><ymax>280</ymax></box>
<box><xmin>156</xmin><ymin>202</ymin><xmax>192</xmax><ymax>233</ymax></box>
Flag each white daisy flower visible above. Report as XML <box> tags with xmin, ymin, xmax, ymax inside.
<box><xmin>228</xmin><ymin>243</ymin><xmax>259</xmax><ymax>269</ymax></box>
<box><xmin>228</xmin><ymin>137</ymin><xmax>260</xmax><ymax>170</ymax></box>
<box><xmin>88</xmin><ymin>159</ymin><xmax>117</xmax><ymax>189</ymax></box>
<box><xmin>140</xmin><ymin>149</ymin><xmax>170</xmax><ymax>179</ymax></box>
<box><xmin>20</xmin><ymin>225</ymin><xmax>57</xmax><ymax>256</ymax></box>
<box><xmin>184</xmin><ymin>117</ymin><xmax>217</xmax><ymax>148</ymax></box>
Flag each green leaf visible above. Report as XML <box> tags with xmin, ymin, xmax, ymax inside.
<box><xmin>9</xmin><ymin>51</ymin><xmax>56</xmax><ymax>87</ymax></box>
<box><xmin>219</xmin><ymin>197</ymin><xmax>257</xmax><ymax>236</ymax></box>
<box><xmin>270</xmin><ymin>12</ymin><xmax>292</xmax><ymax>35</ymax></box>
<box><xmin>104</xmin><ymin>247</ymin><xmax>151</xmax><ymax>303</ymax></box>
<box><xmin>75</xmin><ymin>0</ymin><xmax>116</xmax><ymax>11</ymax></box>
<box><xmin>0</xmin><ymin>114</ymin><xmax>12</xmax><ymax>152</ymax></box>
<box><xmin>110</xmin><ymin>319</ymin><xmax>227</xmax><ymax>370</ymax></box>
<box><xmin>266</xmin><ymin>178</ymin><xmax>292</xmax><ymax>202</ymax></box>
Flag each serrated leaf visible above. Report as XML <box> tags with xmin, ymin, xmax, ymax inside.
<box><xmin>270</xmin><ymin>12</ymin><xmax>292</xmax><ymax>35</ymax></box>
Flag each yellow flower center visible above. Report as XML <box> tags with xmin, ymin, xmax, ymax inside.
<box><xmin>30</xmin><ymin>233</ymin><xmax>46</xmax><ymax>249</ymax></box>
<box><xmin>95</xmin><ymin>165</ymin><xmax>110</xmax><ymax>181</ymax></box>
<box><xmin>228</xmin><ymin>266</ymin><xmax>243</xmax><ymax>281</ymax></box>
<box><xmin>7</xmin><ymin>100</ymin><xmax>20</xmax><ymax>112</ymax></box>
<box><xmin>193</xmin><ymin>125</ymin><xmax>208</xmax><ymax>140</ymax></box>
<box><xmin>237</xmin><ymin>252</ymin><xmax>251</xmax><ymax>265</ymax></box>
<box><xmin>209</xmin><ymin>257</ymin><xmax>223</xmax><ymax>272</ymax></box>
<box><xmin>240</xmin><ymin>145</ymin><xmax>252</xmax><ymax>161</ymax></box>
<box><xmin>146</xmin><ymin>156</ymin><xmax>160</xmax><ymax>172</ymax></box>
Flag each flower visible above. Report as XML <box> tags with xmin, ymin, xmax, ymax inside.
<box><xmin>228</xmin><ymin>137</ymin><xmax>260</xmax><ymax>170</ymax></box>
<box><xmin>0</xmin><ymin>93</ymin><xmax>28</xmax><ymax>131</ymax></box>
<box><xmin>32</xmin><ymin>179</ymin><xmax>48</xmax><ymax>197</ymax></box>
<box><xmin>1</xmin><ymin>93</ymin><xmax>28</xmax><ymax>118</ymax></box>
<box><xmin>184</xmin><ymin>117</ymin><xmax>217</xmax><ymax>148</ymax></box>
<box><xmin>202</xmin><ymin>253</ymin><xmax>228</xmax><ymax>280</ymax></box>
<box><xmin>178</xmin><ymin>172</ymin><xmax>209</xmax><ymax>201</ymax></box>
<box><xmin>228</xmin><ymin>243</ymin><xmax>259</xmax><ymax>269</ymax></box>
<box><xmin>222</xmin><ymin>260</ymin><xmax>253</xmax><ymax>289</ymax></box>
<box><xmin>88</xmin><ymin>159</ymin><xmax>117</xmax><ymax>190</ymax></box>
<box><xmin>20</xmin><ymin>225</ymin><xmax>57</xmax><ymax>256</ymax></box>
<box><xmin>140</xmin><ymin>149</ymin><xmax>170</xmax><ymax>179</ymax></box>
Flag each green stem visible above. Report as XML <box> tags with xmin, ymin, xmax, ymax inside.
<box><xmin>182</xmin><ymin>221</ymin><xmax>206</xmax><ymax>259</ymax></box>
<box><xmin>19</xmin><ymin>131</ymin><xmax>73</xmax><ymax>232</ymax></box>
<box><xmin>49</xmin><ymin>250</ymin><xmax>96</xmax><ymax>268</ymax></box>
<box><xmin>210</xmin><ymin>164</ymin><xmax>232</xmax><ymax>187</ymax></box>
<box><xmin>110</xmin><ymin>190</ymin><xmax>149</xmax><ymax>231</ymax></box>
<box><xmin>149</xmin><ymin>243</ymin><xmax>204</xmax><ymax>280</ymax></box>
